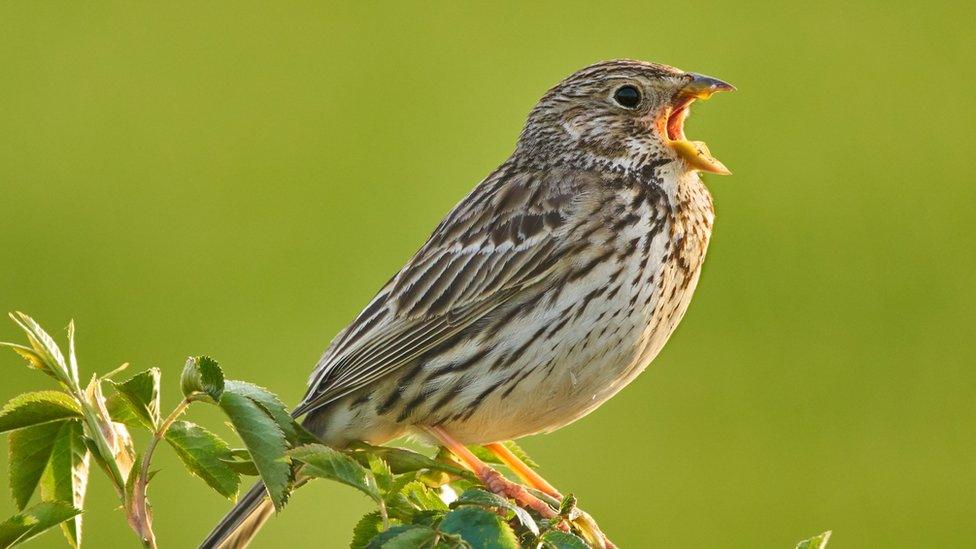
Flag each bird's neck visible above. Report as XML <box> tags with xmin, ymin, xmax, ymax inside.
<box><xmin>509</xmin><ymin>144</ymin><xmax>682</xmax><ymax>180</ymax></box>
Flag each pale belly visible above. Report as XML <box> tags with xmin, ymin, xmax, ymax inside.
<box><xmin>434</xmin><ymin>227</ymin><xmax>709</xmax><ymax>443</ymax></box>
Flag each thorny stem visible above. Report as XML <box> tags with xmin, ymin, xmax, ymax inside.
<box><xmin>127</xmin><ymin>393</ymin><xmax>203</xmax><ymax>549</ymax></box>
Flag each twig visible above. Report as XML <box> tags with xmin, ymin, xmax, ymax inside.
<box><xmin>127</xmin><ymin>393</ymin><xmax>202</xmax><ymax>549</ymax></box>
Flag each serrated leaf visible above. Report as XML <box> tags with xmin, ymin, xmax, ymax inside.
<box><xmin>467</xmin><ymin>442</ymin><xmax>539</xmax><ymax>470</ymax></box>
<box><xmin>401</xmin><ymin>480</ymin><xmax>448</xmax><ymax>511</ymax></box>
<box><xmin>350</xmin><ymin>511</ymin><xmax>384</xmax><ymax>549</ymax></box>
<box><xmin>366</xmin><ymin>454</ymin><xmax>394</xmax><ymax>493</ymax></box>
<box><xmin>7</xmin><ymin>313</ymin><xmax>71</xmax><ymax>383</ymax></box>
<box><xmin>180</xmin><ymin>356</ymin><xmax>224</xmax><ymax>402</ymax></box>
<box><xmin>499</xmin><ymin>441</ymin><xmax>538</xmax><ymax>469</ymax></box>
<box><xmin>219</xmin><ymin>449</ymin><xmax>259</xmax><ymax>476</ymax></box>
<box><xmin>104</xmin><ymin>393</ymin><xmax>144</xmax><ymax>429</ymax></box>
<box><xmin>414</xmin><ymin>509</ymin><xmax>448</xmax><ymax>528</ymax></box>
<box><xmin>558</xmin><ymin>494</ymin><xmax>577</xmax><ymax>517</ymax></box>
<box><xmin>453</xmin><ymin>488</ymin><xmax>537</xmax><ymax>536</ymax></box>
<box><xmin>796</xmin><ymin>531</ymin><xmax>832</xmax><ymax>549</ymax></box>
<box><xmin>218</xmin><ymin>392</ymin><xmax>290</xmax><ymax>510</ymax></box>
<box><xmin>40</xmin><ymin>421</ymin><xmax>89</xmax><ymax>548</ymax></box>
<box><xmin>223</xmin><ymin>380</ymin><xmax>299</xmax><ymax>443</ymax></box>
<box><xmin>0</xmin><ymin>344</ymin><xmax>48</xmax><ymax>377</ymax></box>
<box><xmin>539</xmin><ymin>530</ymin><xmax>589</xmax><ymax>549</ymax></box>
<box><xmin>109</xmin><ymin>369</ymin><xmax>161</xmax><ymax>430</ymax></box>
<box><xmin>0</xmin><ymin>392</ymin><xmax>81</xmax><ymax>433</ymax></box>
<box><xmin>381</xmin><ymin>475</ymin><xmax>442</xmax><ymax>522</ymax></box>
<box><xmin>164</xmin><ymin>421</ymin><xmax>240</xmax><ymax>499</ymax></box>
<box><xmin>363</xmin><ymin>525</ymin><xmax>426</xmax><ymax>549</ymax></box>
<box><xmin>439</xmin><ymin>506</ymin><xmax>519</xmax><ymax>549</ymax></box>
<box><xmin>288</xmin><ymin>444</ymin><xmax>379</xmax><ymax>502</ymax></box>
<box><xmin>0</xmin><ymin>501</ymin><xmax>81</xmax><ymax>548</ymax></box>
<box><xmin>380</xmin><ymin>526</ymin><xmax>439</xmax><ymax>548</ymax></box>
<box><xmin>8</xmin><ymin>421</ymin><xmax>64</xmax><ymax>509</ymax></box>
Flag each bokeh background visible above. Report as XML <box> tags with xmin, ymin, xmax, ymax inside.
<box><xmin>1</xmin><ymin>2</ymin><xmax>973</xmax><ymax>547</ymax></box>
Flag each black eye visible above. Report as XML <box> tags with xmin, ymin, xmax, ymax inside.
<box><xmin>613</xmin><ymin>85</ymin><xmax>641</xmax><ymax>108</ymax></box>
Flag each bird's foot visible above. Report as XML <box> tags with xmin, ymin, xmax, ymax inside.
<box><xmin>478</xmin><ymin>467</ymin><xmax>558</xmax><ymax>519</ymax></box>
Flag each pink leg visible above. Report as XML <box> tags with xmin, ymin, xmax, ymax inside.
<box><xmin>423</xmin><ymin>426</ymin><xmax>557</xmax><ymax>519</ymax></box>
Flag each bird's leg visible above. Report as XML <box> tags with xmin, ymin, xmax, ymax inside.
<box><xmin>422</xmin><ymin>426</ymin><xmax>557</xmax><ymax>519</ymax></box>
<box><xmin>484</xmin><ymin>442</ymin><xmax>562</xmax><ymax>499</ymax></box>
<box><xmin>485</xmin><ymin>442</ymin><xmax>615</xmax><ymax>549</ymax></box>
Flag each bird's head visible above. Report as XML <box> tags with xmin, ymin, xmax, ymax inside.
<box><xmin>516</xmin><ymin>59</ymin><xmax>734</xmax><ymax>176</ymax></box>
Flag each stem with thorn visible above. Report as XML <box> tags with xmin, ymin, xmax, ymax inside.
<box><xmin>126</xmin><ymin>393</ymin><xmax>204</xmax><ymax>549</ymax></box>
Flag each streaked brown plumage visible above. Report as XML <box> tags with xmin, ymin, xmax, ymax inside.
<box><xmin>203</xmin><ymin>59</ymin><xmax>733</xmax><ymax>548</ymax></box>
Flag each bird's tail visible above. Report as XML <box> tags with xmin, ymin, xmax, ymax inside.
<box><xmin>199</xmin><ymin>481</ymin><xmax>274</xmax><ymax>549</ymax></box>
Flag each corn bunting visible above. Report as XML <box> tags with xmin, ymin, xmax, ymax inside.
<box><xmin>203</xmin><ymin>59</ymin><xmax>733</xmax><ymax>548</ymax></box>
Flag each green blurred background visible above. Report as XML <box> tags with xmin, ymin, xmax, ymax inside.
<box><xmin>1</xmin><ymin>1</ymin><xmax>973</xmax><ymax>547</ymax></box>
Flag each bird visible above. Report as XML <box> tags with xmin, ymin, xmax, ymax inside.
<box><xmin>201</xmin><ymin>59</ymin><xmax>733</xmax><ymax>548</ymax></box>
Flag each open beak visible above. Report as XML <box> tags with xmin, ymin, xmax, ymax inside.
<box><xmin>662</xmin><ymin>72</ymin><xmax>735</xmax><ymax>175</ymax></box>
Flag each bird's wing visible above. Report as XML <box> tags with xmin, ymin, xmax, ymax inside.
<box><xmin>292</xmin><ymin>167</ymin><xmax>581</xmax><ymax>417</ymax></box>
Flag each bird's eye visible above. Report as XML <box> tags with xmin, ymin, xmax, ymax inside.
<box><xmin>613</xmin><ymin>85</ymin><xmax>641</xmax><ymax>108</ymax></box>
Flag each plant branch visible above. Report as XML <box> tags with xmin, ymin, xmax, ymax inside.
<box><xmin>126</xmin><ymin>393</ymin><xmax>202</xmax><ymax>549</ymax></box>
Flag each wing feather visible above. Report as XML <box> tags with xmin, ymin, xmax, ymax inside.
<box><xmin>293</xmin><ymin>167</ymin><xmax>580</xmax><ymax>417</ymax></box>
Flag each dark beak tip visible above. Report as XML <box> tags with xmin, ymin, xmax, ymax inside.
<box><xmin>687</xmin><ymin>72</ymin><xmax>736</xmax><ymax>93</ymax></box>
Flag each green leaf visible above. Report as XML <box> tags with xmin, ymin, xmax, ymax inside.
<box><xmin>104</xmin><ymin>393</ymin><xmax>143</xmax><ymax>429</ymax></box>
<box><xmin>400</xmin><ymin>481</ymin><xmax>448</xmax><ymax>511</ymax></box>
<box><xmin>0</xmin><ymin>392</ymin><xmax>81</xmax><ymax>433</ymax></box>
<box><xmin>499</xmin><ymin>441</ymin><xmax>538</xmax><ymax>469</ymax></box>
<box><xmin>224</xmin><ymin>380</ymin><xmax>300</xmax><ymax>443</ymax></box>
<box><xmin>164</xmin><ymin>421</ymin><xmax>239</xmax><ymax>499</ymax></box>
<box><xmin>539</xmin><ymin>531</ymin><xmax>589</xmax><ymax>549</ymax></box>
<box><xmin>350</xmin><ymin>511</ymin><xmax>384</xmax><ymax>549</ymax></box>
<box><xmin>351</xmin><ymin>443</ymin><xmax>476</xmax><ymax>482</ymax></box>
<box><xmin>439</xmin><ymin>506</ymin><xmax>519</xmax><ymax>549</ymax></box>
<box><xmin>65</xmin><ymin>321</ymin><xmax>80</xmax><ymax>387</ymax></box>
<box><xmin>380</xmin><ymin>526</ymin><xmax>439</xmax><ymax>548</ymax></box>
<box><xmin>6</xmin><ymin>313</ymin><xmax>71</xmax><ymax>384</ymax></box>
<box><xmin>381</xmin><ymin>478</ymin><xmax>446</xmax><ymax>522</ymax></box>
<box><xmin>0</xmin><ymin>501</ymin><xmax>81</xmax><ymax>548</ymax></box>
<box><xmin>363</xmin><ymin>525</ymin><xmax>427</xmax><ymax>549</ymax></box>
<box><xmin>40</xmin><ymin>421</ymin><xmax>89</xmax><ymax>548</ymax></box>
<box><xmin>367</xmin><ymin>454</ymin><xmax>394</xmax><ymax>493</ymax></box>
<box><xmin>8</xmin><ymin>421</ymin><xmax>64</xmax><ymax>509</ymax></box>
<box><xmin>466</xmin><ymin>445</ymin><xmax>502</xmax><ymax>466</ymax></box>
<box><xmin>410</xmin><ymin>509</ymin><xmax>446</xmax><ymax>529</ymax></box>
<box><xmin>108</xmin><ymin>369</ymin><xmax>161</xmax><ymax>430</ymax></box>
<box><xmin>0</xmin><ymin>344</ymin><xmax>47</xmax><ymax>377</ymax></box>
<box><xmin>453</xmin><ymin>488</ymin><xmax>537</xmax><ymax>536</ymax></box>
<box><xmin>218</xmin><ymin>392</ymin><xmax>290</xmax><ymax>510</ymax></box>
<box><xmin>288</xmin><ymin>444</ymin><xmax>379</xmax><ymax>502</ymax></box>
<box><xmin>124</xmin><ymin>453</ymin><xmax>142</xmax><ymax>508</ymax></box>
<box><xmin>796</xmin><ymin>531</ymin><xmax>832</xmax><ymax>549</ymax></box>
<box><xmin>180</xmin><ymin>356</ymin><xmax>224</xmax><ymax>402</ymax></box>
<box><xmin>467</xmin><ymin>442</ymin><xmax>538</xmax><ymax>469</ymax></box>
<box><xmin>219</xmin><ymin>449</ymin><xmax>259</xmax><ymax>476</ymax></box>
<box><xmin>557</xmin><ymin>494</ymin><xmax>577</xmax><ymax>518</ymax></box>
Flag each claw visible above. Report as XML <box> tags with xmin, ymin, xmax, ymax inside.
<box><xmin>480</xmin><ymin>467</ymin><xmax>557</xmax><ymax>519</ymax></box>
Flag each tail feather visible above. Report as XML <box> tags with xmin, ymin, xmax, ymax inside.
<box><xmin>200</xmin><ymin>482</ymin><xmax>274</xmax><ymax>549</ymax></box>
